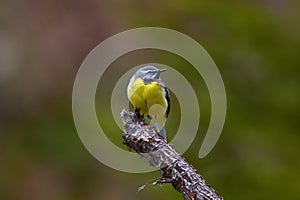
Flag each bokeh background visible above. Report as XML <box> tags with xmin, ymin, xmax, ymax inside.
<box><xmin>1</xmin><ymin>0</ymin><xmax>300</xmax><ymax>199</ymax></box>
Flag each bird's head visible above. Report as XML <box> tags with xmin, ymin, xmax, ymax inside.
<box><xmin>135</xmin><ymin>66</ymin><xmax>167</xmax><ymax>81</ymax></box>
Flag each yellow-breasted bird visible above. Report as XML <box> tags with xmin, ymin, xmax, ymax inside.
<box><xmin>127</xmin><ymin>66</ymin><xmax>170</xmax><ymax>140</ymax></box>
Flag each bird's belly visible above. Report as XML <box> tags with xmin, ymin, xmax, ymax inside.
<box><xmin>130</xmin><ymin>86</ymin><xmax>148</xmax><ymax>113</ymax></box>
<box><xmin>128</xmin><ymin>79</ymin><xmax>167</xmax><ymax>118</ymax></box>
<box><xmin>143</xmin><ymin>82</ymin><xmax>168</xmax><ymax>126</ymax></box>
<box><xmin>143</xmin><ymin>82</ymin><xmax>167</xmax><ymax>111</ymax></box>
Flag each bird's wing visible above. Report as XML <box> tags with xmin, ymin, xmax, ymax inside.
<box><xmin>164</xmin><ymin>87</ymin><xmax>170</xmax><ymax>118</ymax></box>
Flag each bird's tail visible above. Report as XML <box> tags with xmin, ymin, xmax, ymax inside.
<box><xmin>149</xmin><ymin>104</ymin><xmax>167</xmax><ymax>141</ymax></box>
<box><xmin>155</xmin><ymin>122</ymin><xmax>167</xmax><ymax>141</ymax></box>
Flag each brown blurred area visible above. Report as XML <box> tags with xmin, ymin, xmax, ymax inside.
<box><xmin>0</xmin><ymin>1</ymin><xmax>136</xmax><ymax>199</ymax></box>
<box><xmin>0</xmin><ymin>0</ymin><xmax>118</xmax><ymax>123</ymax></box>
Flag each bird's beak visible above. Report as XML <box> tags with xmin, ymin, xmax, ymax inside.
<box><xmin>158</xmin><ymin>69</ymin><xmax>167</xmax><ymax>73</ymax></box>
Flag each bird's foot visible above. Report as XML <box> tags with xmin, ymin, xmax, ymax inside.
<box><xmin>133</xmin><ymin>109</ymin><xmax>146</xmax><ymax>125</ymax></box>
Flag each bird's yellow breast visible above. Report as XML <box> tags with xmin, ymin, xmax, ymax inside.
<box><xmin>127</xmin><ymin>77</ymin><xmax>167</xmax><ymax>118</ymax></box>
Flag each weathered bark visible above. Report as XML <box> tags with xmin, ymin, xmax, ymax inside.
<box><xmin>121</xmin><ymin>110</ymin><xmax>223</xmax><ymax>200</ymax></box>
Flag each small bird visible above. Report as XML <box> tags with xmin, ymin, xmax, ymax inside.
<box><xmin>127</xmin><ymin>66</ymin><xmax>170</xmax><ymax>140</ymax></box>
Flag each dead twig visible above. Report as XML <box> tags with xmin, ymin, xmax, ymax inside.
<box><xmin>121</xmin><ymin>110</ymin><xmax>223</xmax><ymax>200</ymax></box>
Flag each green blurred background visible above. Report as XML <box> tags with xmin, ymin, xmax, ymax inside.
<box><xmin>1</xmin><ymin>0</ymin><xmax>300</xmax><ymax>199</ymax></box>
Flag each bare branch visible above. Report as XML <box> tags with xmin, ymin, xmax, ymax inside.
<box><xmin>121</xmin><ymin>110</ymin><xmax>223</xmax><ymax>200</ymax></box>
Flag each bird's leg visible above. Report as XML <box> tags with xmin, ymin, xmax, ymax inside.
<box><xmin>134</xmin><ymin>108</ymin><xmax>145</xmax><ymax>124</ymax></box>
<box><xmin>146</xmin><ymin>114</ymin><xmax>152</xmax><ymax>120</ymax></box>
<box><xmin>134</xmin><ymin>108</ymin><xmax>141</xmax><ymax>118</ymax></box>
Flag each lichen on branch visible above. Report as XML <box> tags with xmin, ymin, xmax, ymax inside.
<box><xmin>121</xmin><ymin>110</ymin><xmax>223</xmax><ymax>200</ymax></box>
